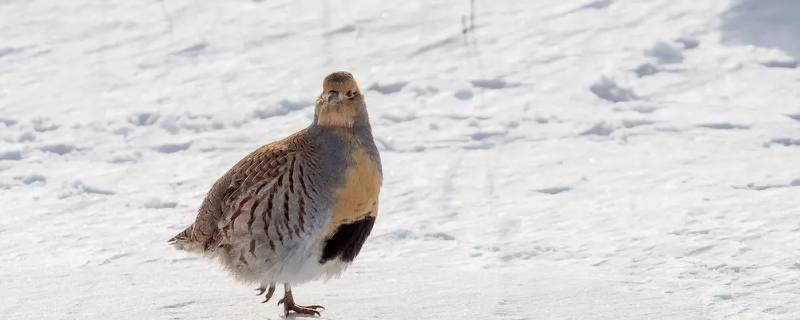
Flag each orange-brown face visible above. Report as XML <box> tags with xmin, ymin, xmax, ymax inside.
<box><xmin>315</xmin><ymin>71</ymin><xmax>365</xmax><ymax>127</ymax></box>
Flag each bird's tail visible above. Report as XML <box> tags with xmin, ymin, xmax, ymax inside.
<box><xmin>168</xmin><ymin>224</ymin><xmax>203</xmax><ymax>252</ymax></box>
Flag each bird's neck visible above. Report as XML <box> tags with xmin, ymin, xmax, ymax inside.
<box><xmin>313</xmin><ymin>106</ymin><xmax>371</xmax><ymax>129</ymax></box>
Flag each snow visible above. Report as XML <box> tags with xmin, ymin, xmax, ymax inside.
<box><xmin>1</xmin><ymin>0</ymin><xmax>799</xmax><ymax>319</ymax></box>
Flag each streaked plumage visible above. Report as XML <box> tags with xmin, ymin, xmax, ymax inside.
<box><xmin>169</xmin><ymin>71</ymin><xmax>382</xmax><ymax>316</ymax></box>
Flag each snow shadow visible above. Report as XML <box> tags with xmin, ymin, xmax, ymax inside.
<box><xmin>721</xmin><ymin>0</ymin><xmax>800</xmax><ymax>59</ymax></box>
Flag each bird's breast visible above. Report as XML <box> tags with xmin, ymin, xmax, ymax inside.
<box><xmin>323</xmin><ymin>145</ymin><xmax>382</xmax><ymax>237</ymax></box>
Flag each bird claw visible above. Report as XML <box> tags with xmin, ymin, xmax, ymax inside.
<box><xmin>284</xmin><ymin>305</ymin><xmax>321</xmax><ymax>317</ymax></box>
<box><xmin>300</xmin><ymin>305</ymin><xmax>325</xmax><ymax>310</ymax></box>
<box><xmin>278</xmin><ymin>297</ymin><xmax>324</xmax><ymax>316</ymax></box>
<box><xmin>256</xmin><ymin>285</ymin><xmax>276</xmax><ymax>303</ymax></box>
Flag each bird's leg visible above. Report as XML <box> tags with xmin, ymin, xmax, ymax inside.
<box><xmin>277</xmin><ymin>283</ymin><xmax>324</xmax><ymax>316</ymax></box>
<box><xmin>256</xmin><ymin>284</ymin><xmax>276</xmax><ymax>303</ymax></box>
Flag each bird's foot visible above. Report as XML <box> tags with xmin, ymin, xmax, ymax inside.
<box><xmin>277</xmin><ymin>295</ymin><xmax>324</xmax><ymax>316</ymax></box>
<box><xmin>256</xmin><ymin>284</ymin><xmax>276</xmax><ymax>303</ymax></box>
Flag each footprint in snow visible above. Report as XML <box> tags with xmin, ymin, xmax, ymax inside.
<box><xmin>697</xmin><ymin>123</ymin><xmax>749</xmax><ymax>130</ymax></box>
<box><xmin>367</xmin><ymin>81</ymin><xmax>407</xmax><ymax>95</ymax></box>
<box><xmin>158</xmin><ymin>301</ymin><xmax>196</xmax><ymax>310</ymax></box>
<box><xmin>675</xmin><ymin>37</ymin><xmax>700</xmax><ymax>50</ymax></box>
<box><xmin>253</xmin><ymin>99</ymin><xmax>311</xmax><ymax>119</ymax></box>
<box><xmin>589</xmin><ymin>77</ymin><xmax>637</xmax><ymax>103</ymax></box>
<box><xmin>580</xmin><ymin>122</ymin><xmax>615</xmax><ymax>136</ymax></box>
<box><xmin>634</xmin><ymin>63</ymin><xmax>658</xmax><ymax>77</ymax></box>
<box><xmin>454</xmin><ymin>89</ymin><xmax>474</xmax><ymax>100</ymax></box>
<box><xmin>156</xmin><ymin>142</ymin><xmax>192</xmax><ymax>154</ymax></box>
<box><xmin>470</xmin><ymin>78</ymin><xmax>518</xmax><ymax>90</ymax></box>
<box><xmin>424</xmin><ymin>232</ymin><xmax>455</xmax><ymax>241</ymax></box>
<box><xmin>170</xmin><ymin>42</ymin><xmax>207</xmax><ymax>57</ymax></box>
<box><xmin>143</xmin><ymin>198</ymin><xmax>178</xmax><ymax>209</ymax></box>
<box><xmin>760</xmin><ymin>57</ymin><xmax>797</xmax><ymax>69</ymax></box>
<box><xmin>536</xmin><ymin>187</ymin><xmax>571</xmax><ymax>195</ymax></box>
<box><xmin>325</xmin><ymin>24</ymin><xmax>356</xmax><ymax>36</ymax></box>
<box><xmin>0</xmin><ymin>117</ymin><xmax>17</xmax><ymax>126</ymax></box>
<box><xmin>733</xmin><ymin>179</ymin><xmax>800</xmax><ymax>191</ymax></box>
<box><xmin>128</xmin><ymin>112</ymin><xmax>160</xmax><ymax>126</ymax></box>
<box><xmin>32</xmin><ymin>118</ymin><xmax>59</xmax><ymax>132</ymax></box>
<box><xmin>765</xmin><ymin>137</ymin><xmax>800</xmax><ymax>147</ymax></box>
<box><xmin>646</xmin><ymin>41</ymin><xmax>683</xmax><ymax>64</ymax></box>
<box><xmin>22</xmin><ymin>175</ymin><xmax>46</xmax><ymax>185</ymax></box>
<box><xmin>622</xmin><ymin>120</ymin><xmax>654</xmax><ymax>128</ymax></box>
<box><xmin>40</xmin><ymin>143</ymin><xmax>76</xmax><ymax>155</ymax></box>
<box><xmin>0</xmin><ymin>150</ymin><xmax>22</xmax><ymax>160</ymax></box>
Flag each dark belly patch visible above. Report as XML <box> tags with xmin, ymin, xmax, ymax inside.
<box><xmin>320</xmin><ymin>216</ymin><xmax>375</xmax><ymax>263</ymax></box>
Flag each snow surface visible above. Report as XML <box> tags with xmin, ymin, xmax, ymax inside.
<box><xmin>1</xmin><ymin>0</ymin><xmax>800</xmax><ymax>319</ymax></box>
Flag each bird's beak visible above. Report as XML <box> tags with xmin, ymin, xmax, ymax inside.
<box><xmin>326</xmin><ymin>91</ymin><xmax>340</xmax><ymax>104</ymax></box>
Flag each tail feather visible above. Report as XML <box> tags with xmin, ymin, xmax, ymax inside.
<box><xmin>169</xmin><ymin>225</ymin><xmax>202</xmax><ymax>252</ymax></box>
<box><xmin>169</xmin><ymin>224</ymin><xmax>223</xmax><ymax>253</ymax></box>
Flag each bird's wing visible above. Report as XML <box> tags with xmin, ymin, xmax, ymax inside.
<box><xmin>218</xmin><ymin>146</ymin><xmax>324</xmax><ymax>248</ymax></box>
<box><xmin>179</xmin><ymin>134</ymin><xmax>316</xmax><ymax>251</ymax></box>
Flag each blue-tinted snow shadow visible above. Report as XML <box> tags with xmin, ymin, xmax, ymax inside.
<box><xmin>721</xmin><ymin>0</ymin><xmax>800</xmax><ymax>59</ymax></box>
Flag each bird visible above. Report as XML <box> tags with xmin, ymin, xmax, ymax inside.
<box><xmin>168</xmin><ymin>71</ymin><xmax>382</xmax><ymax>316</ymax></box>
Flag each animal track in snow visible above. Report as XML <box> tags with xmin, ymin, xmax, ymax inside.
<box><xmin>40</xmin><ymin>143</ymin><xmax>76</xmax><ymax>155</ymax></box>
<box><xmin>32</xmin><ymin>118</ymin><xmax>59</xmax><ymax>132</ymax></box>
<box><xmin>622</xmin><ymin>120</ymin><xmax>654</xmax><ymax>128</ymax></box>
<box><xmin>0</xmin><ymin>150</ymin><xmax>22</xmax><ymax>160</ymax></box>
<box><xmin>765</xmin><ymin>137</ymin><xmax>800</xmax><ymax>147</ymax></box>
<box><xmin>454</xmin><ymin>89</ymin><xmax>474</xmax><ymax>100</ymax></box>
<box><xmin>158</xmin><ymin>301</ymin><xmax>196</xmax><ymax>310</ymax></box>
<box><xmin>381</xmin><ymin>111</ymin><xmax>416</xmax><ymax>123</ymax></box>
<box><xmin>634</xmin><ymin>63</ymin><xmax>658</xmax><ymax>77</ymax></box>
<box><xmin>156</xmin><ymin>142</ymin><xmax>191</xmax><ymax>154</ymax></box>
<box><xmin>589</xmin><ymin>77</ymin><xmax>637</xmax><ymax>103</ymax></box>
<box><xmin>411</xmin><ymin>35</ymin><xmax>460</xmax><ymax>56</ymax></box>
<box><xmin>0</xmin><ymin>46</ymin><xmax>24</xmax><ymax>58</ymax></box>
<box><xmin>581</xmin><ymin>0</ymin><xmax>612</xmax><ymax>10</ymax></box>
<box><xmin>253</xmin><ymin>99</ymin><xmax>310</xmax><ymax>119</ymax></box>
<box><xmin>556</xmin><ymin>0</ymin><xmax>612</xmax><ymax>17</ymax></box>
<box><xmin>143</xmin><ymin>198</ymin><xmax>178</xmax><ymax>209</ymax></box>
<box><xmin>424</xmin><ymin>232</ymin><xmax>455</xmax><ymax>241</ymax></box>
<box><xmin>469</xmin><ymin>130</ymin><xmax>506</xmax><ymax>141</ymax></box>
<box><xmin>760</xmin><ymin>58</ymin><xmax>797</xmax><ymax>69</ymax></box>
<box><xmin>646</xmin><ymin>41</ymin><xmax>684</xmax><ymax>64</ymax></box>
<box><xmin>108</xmin><ymin>151</ymin><xmax>141</xmax><ymax>163</ymax></box>
<box><xmin>536</xmin><ymin>187</ymin><xmax>571</xmax><ymax>195</ymax></box>
<box><xmin>683</xmin><ymin>245</ymin><xmax>714</xmax><ymax>257</ymax></box>
<box><xmin>0</xmin><ymin>117</ymin><xmax>17</xmax><ymax>126</ymax></box>
<box><xmin>630</xmin><ymin>105</ymin><xmax>659</xmax><ymax>114</ymax></box>
<box><xmin>367</xmin><ymin>81</ymin><xmax>407</xmax><ymax>94</ymax></box>
<box><xmin>325</xmin><ymin>24</ymin><xmax>356</xmax><ymax>35</ymax></box>
<box><xmin>65</xmin><ymin>180</ymin><xmax>114</xmax><ymax>197</ymax></box>
<box><xmin>128</xmin><ymin>112</ymin><xmax>160</xmax><ymax>126</ymax></box>
<box><xmin>159</xmin><ymin>114</ymin><xmax>226</xmax><ymax>134</ymax></box>
<box><xmin>675</xmin><ymin>37</ymin><xmax>699</xmax><ymax>50</ymax></box>
<box><xmin>697</xmin><ymin>123</ymin><xmax>749</xmax><ymax>130</ymax></box>
<box><xmin>580</xmin><ymin>122</ymin><xmax>615</xmax><ymax>136</ymax></box>
<box><xmin>22</xmin><ymin>174</ymin><xmax>46</xmax><ymax>185</ymax></box>
<box><xmin>733</xmin><ymin>179</ymin><xmax>800</xmax><ymax>191</ymax></box>
<box><xmin>170</xmin><ymin>42</ymin><xmax>207</xmax><ymax>57</ymax></box>
<box><xmin>17</xmin><ymin>132</ymin><xmax>35</xmax><ymax>142</ymax></box>
<box><xmin>471</xmin><ymin>78</ymin><xmax>518</xmax><ymax>90</ymax></box>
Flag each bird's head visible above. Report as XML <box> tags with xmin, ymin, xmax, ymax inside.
<box><xmin>314</xmin><ymin>71</ymin><xmax>367</xmax><ymax>127</ymax></box>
